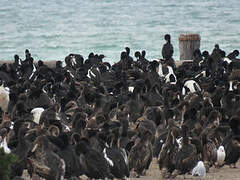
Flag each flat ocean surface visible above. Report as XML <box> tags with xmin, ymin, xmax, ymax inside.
<box><xmin>1</xmin><ymin>0</ymin><xmax>240</xmax><ymax>64</ymax></box>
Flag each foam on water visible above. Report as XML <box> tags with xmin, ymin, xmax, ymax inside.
<box><xmin>0</xmin><ymin>0</ymin><xmax>240</xmax><ymax>63</ymax></box>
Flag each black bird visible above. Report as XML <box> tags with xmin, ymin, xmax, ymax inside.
<box><xmin>75</xmin><ymin>139</ymin><xmax>113</xmax><ymax>179</ymax></box>
<box><xmin>29</xmin><ymin>135</ymin><xmax>65</xmax><ymax>180</ymax></box>
<box><xmin>158</xmin><ymin>125</ymin><xmax>179</xmax><ymax>178</ymax></box>
<box><xmin>201</xmin><ymin>131</ymin><xmax>217</xmax><ymax>172</ymax></box>
<box><xmin>171</xmin><ymin>125</ymin><xmax>198</xmax><ymax>178</ymax></box>
<box><xmin>128</xmin><ymin>127</ymin><xmax>153</xmax><ymax>178</ymax></box>
<box><xmin>10</xmin><ymin>126</ymin><xmax>32</xmax><ymax>178</ymax></box>
<box><xmin>223</xmin><ymin>135</ymin><xmax>240</xmax><ymax>168</ymax></box>
<box><xmin>103</xmin><ymin>129</ymin><xmax>130</xmax><ymax>179</ymax></box>
<box><xmin>49</xmin><ymin>133</ymin><xmax>84</xmax><ymax>179</ymax></box>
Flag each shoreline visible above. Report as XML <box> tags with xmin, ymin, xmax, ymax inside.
<box><xmin>0</xmin><ymin>59</ymin><xmax>193</xmax><ymax>68</ymax></box>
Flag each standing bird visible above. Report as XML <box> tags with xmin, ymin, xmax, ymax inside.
<box><xmin>181</xmin><ymin>79</ymin><xmax>201</xmax><ymax>96</ymax></box>
<box><xmin>11</xmin><ymin>126</ymin><xmax>33</xmax><ymax>178</ymax></box>
<box><xmin>192</xmin><ymin>161</ymin><xmax>206</xmax><ymax>179</ymax></box>
<box><xmin>223</xmin><ymin>135</ymin><xmax>240</xmax><ymax>168</ymax></box>
<box><xmin>201</xmin><ymin>132</ymin><xmax>217</xmax><ymax>172</ymax></box>
<box><xmin>162</xmin><ymin>34</ymin><xmax>174</xmax><ymax>66</ymax></box>
<box><xmin>75</xmin><ymin>140</ymin><xmax>113</xmax><ymax>180</ymax></box>
<box><xmin>102</xmin><ymin>128</ymin><xmax>130</xmax><ymax>179</ymax></box>
<box><xmin>215</xmin><ymin>146</ymin><xmax>226</xmax><ymax>168</ymax></box>
<box><xmin>103</xmin><ymin>146</ymin><xmax>130</xmax><ymax>179</ymax></box>
<box><xmin>128</xmin><ymin>127</ymin><xmax>153</xmax><ymax>178</ymax></box>
<box><xmin>171</xmin><ymin>125</ymin><xmax>198</xmax><ymax>178</ymax></box>
<box><xmin>29</xmin><ymin>135</ymin><xmax>65</xmax><ymax>180</ymax></box>
<box><xmin>0</xmin><ymin>83</ymin><xmax>10</xmax><ymax>121</ymax></box>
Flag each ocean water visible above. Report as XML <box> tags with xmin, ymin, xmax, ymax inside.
<box><xmin>0</xmin><ymin>0</ymin><xmax>240</xmax><ymax>64</ymax></box>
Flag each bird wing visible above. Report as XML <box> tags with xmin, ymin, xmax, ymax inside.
<box><xmin>192</xmin><ymin>163</ymin><xmax>206</xmax><ymax>177</ymax></box>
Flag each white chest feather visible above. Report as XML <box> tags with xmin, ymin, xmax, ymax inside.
<box><xmin>103</xmin><ymin>148</ymin><xmax>114</xmax><ymax>167</ymax></box>
<box><xmin>31</xmin><ymin>107</ymin><xmax>45</xmax><ymax>124</ymax></box>
<box><xmin>0</xmin><ymin>137</ymin><xmax>11</xmax><ymax>154</ymax></box>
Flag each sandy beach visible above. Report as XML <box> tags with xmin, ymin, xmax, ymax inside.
<box><xmin>130</xmin><ymin>159</ymin><xmax>240</xmax><ymax>180</ymax></box>
<box><xmin>22</xmin><ymin>158</ymin><xmax>240</xmax><ymax>180</ymax></box>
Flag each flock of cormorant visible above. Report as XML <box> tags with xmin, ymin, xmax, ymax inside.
<box><xmin>0</xmin><ymin>36</ymin><xmax>240</xmax><ymax>179</ymax></box>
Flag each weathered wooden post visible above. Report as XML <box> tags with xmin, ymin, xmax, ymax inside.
<box><xmin>179</xmin><ymin>34</ymin><xmax>201</xmax><ymax>60</ymax></box>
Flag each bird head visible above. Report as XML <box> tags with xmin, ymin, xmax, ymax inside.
<box><xmin>218</xmin><ymin>145</ymin><xmax>225</xmax><ymax>152</ymax></box>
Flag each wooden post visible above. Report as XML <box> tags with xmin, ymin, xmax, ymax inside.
<box><xmin>179</xmin><ymin>34</ymin><xmax>201</xmax><ymax>60</ymax></box>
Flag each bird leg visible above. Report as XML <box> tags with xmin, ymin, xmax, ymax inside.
<box><xmin>170</xmin><ymin>169</ymin><xmax>180</xmax><ymax>179</ymax></box>
<box><xmin>214</xmin><ymin>163</ymin><xmax>220</xmax><ymax>169</ymax></box>
<box><xmin>1</xmin><ymin>112</ymin><xmax>5</xmax><ymax>122</ymax></box>
<box><xmin>135</xmin><ymin>171</ymin><xmax>141</xmax><ymax>178</ymax></box>
<box><xmin>229</xmin><ymin>164</ymin><xmax>237</xmax><ymax>168</ymax></box>
<box><xmin>203</xmin><ymin>161</ymin><xmax>210</xmax><ymax>172</ymax></box>
<box><xmin>1</xmin><ymin>112</ymin><xmax>6</xmax><ymax>125</ymax></box>
<box><xmin>233</xmin><ymin>163</ymin><xmax>237</xmax><ymax>168</ymax></box>
<box><xmin>141</xmin><ymin>169</ymin><xmax>147</xmax><ymax>176</ymax></box>
<box><xmin>0</xmin><ymin>112</ymin><xmax>9</xmax><ymax>128</ymax></box>
<box><xmin>161</xmin><ymin>167</ymin><xmax>169</xmax><ymax>178</ymax></box>
<box><xmin>131</xmin><ymin>171</ymin><xmax>139</xmax><ymax>178</ymax></box>
<box><xmin>32</xmin><ymin>173</ymin><xmax>41</xmax><ymax>180</ymax></box>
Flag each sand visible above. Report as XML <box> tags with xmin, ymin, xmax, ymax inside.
<box><xmin>22</xmin><ymin>158</ymin><xmax>240</xmax><ymax>180</ymax></box>
<box><xmin>130</xmin><ymin>158</ymin><xmax>240</xmax><ymax>180</ymax></box>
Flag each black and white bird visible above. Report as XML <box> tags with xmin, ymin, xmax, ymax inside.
<box><xmin>102</xmin><ymin>128</ymin><xmax>130</xmax><ymax>180</ymax></box>
<box><xmin>165</xmin><ymin>65</ymin><xmax>177</xmax><ymax>84</ymax></box>
<box><xmin>182</xmin><ymin>79</ymin><xmax>201</xmax><ymax>96</ymax></box>
<box><xmin>171</xmin><ymin>125</ymin><xmax>198</xmax><ymax>179</ymax></box>
<box><xmin>103</xmin><ymin>146</ymin><xmax>130</xmax><ymax>179</ymax></box>
<box><xmin>228</xmin><ymin>80</ymin><xmax>240</xmax><ymax>92</ymax></box>
<box><xmin>158</xmin><ymin>63</ymin><xmax>177</xmax><ymax>84</ymax></box>
<box><xmin>75</xmin><ymin>140</ymin><xmax>114</xmax><ymax>180</ymax></box>
<box><xmin>29</xmin><ymin>63</ymin><xmax>37</xmax><ymax>80</ymax></box>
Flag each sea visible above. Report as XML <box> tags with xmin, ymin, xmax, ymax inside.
<box><xmin>1</xmin><ymin>0</ymin><xmax>240</xmax><ymax>64</ymax></box>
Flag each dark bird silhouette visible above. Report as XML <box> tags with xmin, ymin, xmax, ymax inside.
<box><xmin>10</xmin><ymin>126</ymin><xmax>32</xmax><ymax>178</ymax></box>
<box><xmin>223</xmin><ymin>135</ymin><xmax>240</xmax><ymax>168</ymax></box>
<box><xmin>103</xmin><ymin>129</ymin><xmax>130</xmax><ymax>179</ymax></box>
<box><xmin>75</xmin><ymin>139</ymin><xmax>114</xmax><ymax>179</ymax></box>
<box><xmin>28</xmin><ymin>135</ymin><xmax>65</xmax><ymax>180</ymax></box>
<box><xmin>171</xmin><ymin>125</ymin><xmax>198</xmax><ymax>178</ymax></box>
<box><xmin>128</xmin><ymin>127</ymin><xmax>153</xmax><ymax>178</ymax></box>
<box><xmin>158</xmin><ymin>124</ymin><xmax>179</xmax><ymax>178</ymax></box>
